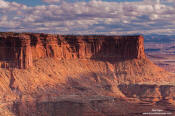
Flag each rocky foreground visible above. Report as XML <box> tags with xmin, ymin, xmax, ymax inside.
<box><xmin>0</xmin><ymin>32</ymin><xmax>174</xmax><ymax>116</ymax></box>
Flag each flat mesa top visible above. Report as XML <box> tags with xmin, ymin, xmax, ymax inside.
<box><xmin>0</xmin><ymin>32</ymin><xmax>143</xmax><ymax>40</ymax></box>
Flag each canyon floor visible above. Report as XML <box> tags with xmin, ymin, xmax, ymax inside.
<box><xmin>147</xmin><ymin>53</ymin><xmax>175</xmax><ymax>73</ymax></box>
<box><xmin>144</xmin><ymin>34</ymin><xmax>175</xmax><ymax>73</ymax></box>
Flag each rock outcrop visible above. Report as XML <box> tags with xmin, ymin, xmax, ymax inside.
<box><xmin>0</xmin><ymin>32</ymin><xmax>145</xmax><ymax>68</ymax></box>
<box><xmin>0</xmin><ymin>32</ymin><xmax>174</xmax><ymax>116</ymax></box>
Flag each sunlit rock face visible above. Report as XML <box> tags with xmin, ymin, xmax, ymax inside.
<box><xmin>0</xmin><ymin>33</ymin><xmax>145</xmax><ymax>68</ymax></box>
<box><xmin>0</xmin><ymin>32</ymin><xmax>174</xmax><ymax>116</ymax></box>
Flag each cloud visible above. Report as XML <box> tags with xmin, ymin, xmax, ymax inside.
<box><xmin>0</xmin><ymin>0</ymin><xmax>8</xmax><ymax>8</ymax></box>
<box><xmin>42</xmin><ymin>0</ymin><xmax>61</xmax><ymax>3</ymax></box>
<box><xmin>0</xmin><ymin>0</ymin><xmax>175</xmax><ymax>35</ymax></box>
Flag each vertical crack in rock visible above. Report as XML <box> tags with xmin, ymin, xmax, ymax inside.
<box><xmin>9</xmin><ymin>68</ymin><xmax>22</xmax><ymax>100</ymax></box>
<box><xmin>9</xmin><ymin>69</ymin><xmax>15</xmax><ymax>91</ymax></box>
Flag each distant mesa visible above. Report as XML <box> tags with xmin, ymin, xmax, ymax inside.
<box><xmin>0</xmin><ymin>32</ymin><xmax>145</xmax><ymax>69</ymax></box>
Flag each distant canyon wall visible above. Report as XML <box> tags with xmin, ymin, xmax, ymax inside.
<box><xmin>0</xmin><ymin>33</ymin><xmax>145</xmax><ymax>68</ymax></box>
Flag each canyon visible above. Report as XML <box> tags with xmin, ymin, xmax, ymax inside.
<box><xmin>144</xmin><ymin>34</ymin><xmax>175</xmax><ymax>73</ymax></box>
<box><xmin>0</xmin><ymin>32</ymin><xmax>174</xmax><ymax>116</ymax></box>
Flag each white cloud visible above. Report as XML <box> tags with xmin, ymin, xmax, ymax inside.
<box><xmin>0</xmin><ymin>0</ymin><xmax>8</xmax><ymax>8</ymax></box>
<box><xmin>0</xmin><ymin>0</ymin><xmax>175</xmax><ymax>35</ymax></box>
<box><xmin>42</xmin><ymin>0</ymin><xmax>60</xmax><ymax>3</ymax></box>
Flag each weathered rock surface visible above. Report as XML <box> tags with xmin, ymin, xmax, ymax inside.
<box><xmin>0</xmin><ymin>32</ymin><xmax>145</xmax><ymax>68</ymax></box>
<box><xmin>0</xmin><ymin>32</ymin><xmax>174</xmax><ymax>116</ymax></box>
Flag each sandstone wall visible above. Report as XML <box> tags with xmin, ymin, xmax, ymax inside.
<box><xmin>0</xmin><ymin>33</ymin><xmax>145</xmax><ymax>68</ymax></box>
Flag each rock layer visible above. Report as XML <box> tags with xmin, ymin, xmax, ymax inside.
<box><xmin>0</xmin><ymin>32</ymin><xmax>145</xmax><ymax>69</ymax></box>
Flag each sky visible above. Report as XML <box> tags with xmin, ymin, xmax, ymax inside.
<box><xmin>0</xmin><ymin>0</ymin><xmax>175</xmax><ymax>35</ymax></box>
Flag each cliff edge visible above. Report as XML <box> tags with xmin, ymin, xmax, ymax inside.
<box><xmin>0</xmin><ymin>32</ymin><xmax>145</xmax><ymax>68</ymax></box>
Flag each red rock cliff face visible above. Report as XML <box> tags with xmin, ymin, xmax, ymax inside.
<box><xmin>0</xmin><ymin>33</ymin><xmax>145</xmax><ymax>69</ymax></box>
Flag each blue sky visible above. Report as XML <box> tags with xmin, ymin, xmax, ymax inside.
<box><xmin>5</xmin><ymin>0</ymin><xmax>44</xmax><ymax>6</ymax></box>
<box><xmin>5</xmin><ymin>0</ymin><xmax>143</xmax><ymax>6</ymax></box>
<box><xmin>0</xmin><ymin>0</ymin><xmax>175</xmax><ymax>35</ymax></box>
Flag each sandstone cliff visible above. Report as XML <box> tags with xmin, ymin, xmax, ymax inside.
<box><xmin>0</xmin><ymin>32</ymin><xmax>174</xmax><ymax>116</ymax></box>
<box><xmin>0</xmin><ymin>33</ymin><xmax>145</xmax><ymax>68</ymax></box>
